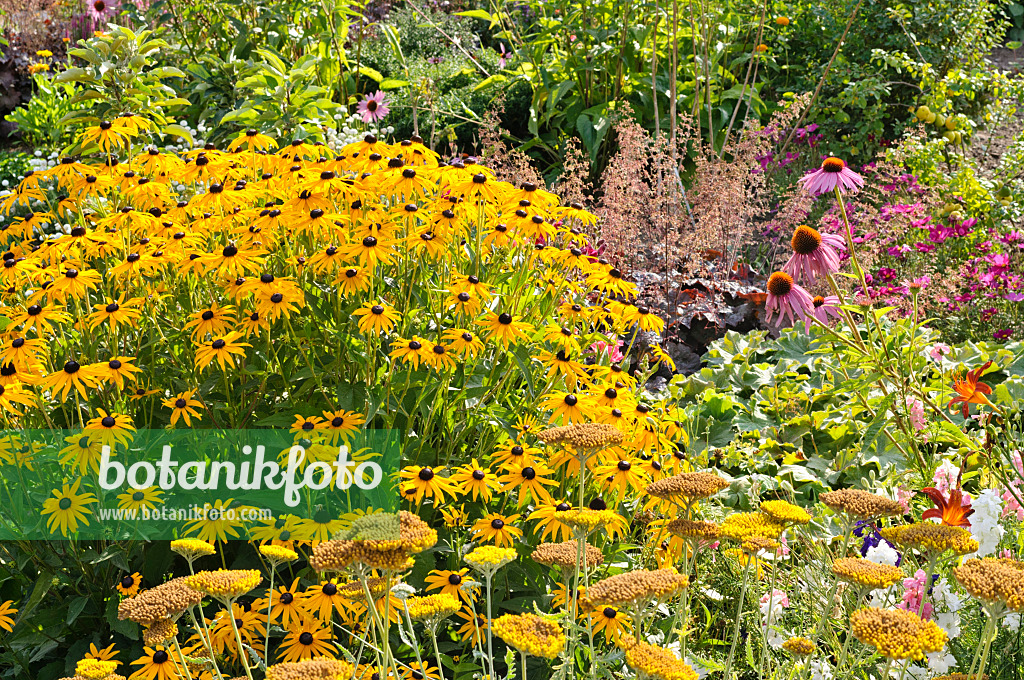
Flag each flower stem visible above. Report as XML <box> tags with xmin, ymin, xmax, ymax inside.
<box><xmin>723</xmin><ymin>556</ymin><xmax>753</xmax><ymax>679</ymax></box>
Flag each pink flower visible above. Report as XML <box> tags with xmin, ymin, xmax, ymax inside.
<box><xmin>929</xmin><ymin>343</ymin><xmax>951</xmax><ymax>361</ymax></box>
<box><xmin>357</xmin><ymin>91</ymin><xmax>390</xmax><ymax>124</ymax></box>
<box><xmin>759</xmin><ymin>589</ymin><xmax>790</xmax><ymax>614</ymax></box>
<box><xmin>765</xmin><ymin>272</ymin><xmax>814</xmax><ymax>326</ymax></box>
<box><xmin>88</xmin><ymin>0</ymin><xmax>116</xmax><ymax>21</ymax></box>
<box><xmin>590</xmin><ymin>338</ymin><xmax>624</xmax><ymax>363</ymax></box>
<box><xmin>897</xmin><ymin>487</ymin><xmax>914</xmax><ymax>513</ymax></box>
<box><xmin>496</xmin><ymin>43</ymin><xmax>513</xmax><ymax>69</ymax></box>
<box><xmin>804</xmin><ymin>294</ymin><xmax>841</xmax><ymax>332</ymax></box>
<box><xmin>783</xmin><ymin>225</ymin><xmax>846</xmax><ymax>283</ymax></box>
<box><xmin>906</xmin><ymin>397</ymin><xmax>926</xmax><ymax>433</ymax></box>
<box><xmin>898</xmin><ymin>570</ymin><xmax>933</xmax><ymax>619</ymax></box>
<box><xmin>932</xmin><ymin>460</ymin><xmax>961</xmax><ymax>500</ymax></box>
<box><xmin>797</xmin><ymin>157</ymin><xmax>865</xmax><ymax>196</ymax></box>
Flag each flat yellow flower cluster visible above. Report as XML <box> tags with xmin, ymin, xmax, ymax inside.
<box><xmin>820</xmin><ymin>489</ymin><xmax>904</xmax><ymax>519</ymax></box>
<box><xmin>405</xmin><ymin>593</ymin><xmax>461</xmax><ymax>621</ymax></box>
<box><xmin>490</xmin><ymin>613</ymin><xmax>566</xmax><ymax>659</ymax></box>
<box><xmin>719</xmin><ymin>512</ymin><xmax>784</xmax><ymax>541</ymax></box>
<box><xmin>880</xmin><ymin>523</ymin><xmax>979</xmax><ymax>556</ymax></box>
<box><xmin>185</xmin><ymin>568</ymin><xmax>262</xmax><ymax>599</ymax></box>
<box><xmin>782</xmin><ymin>636</ymin><xmax>816</xmax><ymax>656</ymax></box>
<box><xmin>75</xmin><ymin>659</ymin><xmax>119</xmax><ymax>680</ymax></box>
<box><xmin>954</xmin><ymin>558</ymin><xmax>1024</xmax><ymax>611</ymax></box>
<box><xmin>760</xmin><ymin>499</ymin><xmax>812</xmax><ymax>525</ymax></box>
<box><xmin>832</xmin><ymin>557</ymin><xmax>905</xmax><ymax>589</ymax></box>
<box><xmin>259</xmin><ymin>544</ymin><xmax>299</xmax><ymax>563</ymax></box>
<box><xmin>464</xmin><ymin>545</ymin><xmax>518</xmax><ymax>572</ymax></box>
<box><xmin>850</xmin><ymin>607</ymin><xmax>948</xmax><ymax>661</ymax></box>
<box><xmin>585</xmin><ymin>568</ymin><xmax>689</xmax><ymax>607</ymax></box>
<box><xmin>621</xmin><ymin>640</ymin><xmax>699</xmax><ymax>680</ymax></box>
<box><xmin>169</xmin><ymin>538</ymin><xmax>216</xmax><ymax>559</ymax></box>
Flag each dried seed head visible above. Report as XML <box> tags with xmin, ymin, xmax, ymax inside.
<box><xmin>531</xmin><ymin>541</ymin><xmax>604</xmax><ymax>569</ymax></box>
<box><xmin>117</xmin><ymin>576</ymin><xmax>204</xmax><ymax>624</ymax></box>
<box><xmin>646</xmin><ymin>472</ymin><xmax>730</xmax><ymax>500</ymax></box>
<box><xmin>584</xmin><ymin>569</ymin><xmax>689</xmax><ymax>608</ymax></box>
<box><xmin>819</xmin><ymin>489</ymin><xmax>904</xmax><ymax>519</ymax></box>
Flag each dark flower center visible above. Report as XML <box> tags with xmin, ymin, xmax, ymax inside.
<box><xmin>813</xmin><ymin>296</ymin><xmax>826</xmax><ymax>308</ymax></box>
<box><xmin>458</xmin><ymin>292</ymin><xmax>470</xmax><ymax>302</ymax></box>
<box><xmin>371</xmin><ymin>305</ymin><xmax>384</xmax><ymax>315</ymax></box>
<box><xmin>11</xmin><ymin>338</ymin><xmax>25</xmax><ymax>348</ymax></box>
<box><xmin>363</xmin><ymin>236</ymin><xmax>378</xmax><ymax>248</ymax></box>
<box><xmin>498</xmin><ymin>313</ymin><xmax>513</xmax><ymax>325</ymax></box>
<box><xmin>212</xmin><ymin>339</ymin><xmax>226</xmax><ymax>349</ymax></box>
<box><xmin>201</xmin><ymin>311</ymin><xmax>215</xmax><ymax>321</ymax></box>
<box><xmin>59</xmin><ymin>497</ymin><xmax>72</xmax><ymax>510</ymax></box>
<box><xmin>270</xmin><ymin>293</ymin><xmax>283</xmax><ymax>303</ymax></box>
<box><xmin>101</xmin><ymin>416</ymin><xmax>116</xmax><ymax>427</ymax></box>
<box><xmin>64</xmin><ymin>360</ymin><xmax>80</xmax><ymax>374</ymax></box>
<box><xmin>299</xmin><ymin>632</ymin><xmax>314</xmax><ymax>645</ymax></box>
<box><xmin>121</xmin><ymin>575</ymin><xmax>135</xmax><ymax>587</ymax></box>
<box><xmin>175</xmin><ymin>398</ymin><xmax>187</xmax><ymax>408</ymax></box>
<box><xmin>767</xmin><ymin>272</ymin><xmax>794</xmax><ymax>297</ymax></box>
<box><xmin>153</xmin><ymin>651</ymin><xmax>169</xmax><ymax>664</ymax></box>
<box><xmin>821</xmin><ymin>157</ymin><xmax>846</xmax><ymax>172</ymax></box>
<box><xmin>323</xmin><ymin>583</ymin><xmax>338</xmax><ymax>595</ymax></box>
<box><xmin>564</xmin><ymin>394</ymin><xmax>578</xmax><ymax>406</ymax></box>
<box><xmin>490</xmin><ymin>518</ymin><xmax>505</xmax><ymax>529</ymax></box>
<box><xmin>331</xmin><ymin>417</ymin><xmax>344</xmax><ymax>427</ymax></box>
<box><xmin>448</xmin><ymin>573</ymin><xmax>462</xmax><ymax>585</ymax></box>
<box><xmin>522</xmin><ymin>467</ymin><xmax>536</xmax><ymax>480</ymax></box>
<box><xmin>281</xmin><ymin>592</ymin><xmax>294</xmax><ymax>604</ymax></box>
<box><xmin>589</xmin><ymin>498</ymin><xmax>607</xmax><ymax>511</ymax></box>
<box><xmin>419</xmin><ymin>467</ymin><xmax>434</xmax><ymax>481</ymax></box>
<box><xmin>617</xmin><ymin>460</ymin><xmax>631</xmax><ymax>471</ymax></box>
<box><xmin>408</xmin><ymin>340</ymin><xmax>422</xmax><ymax>350</ymax></box>
<box><xmin>472</xmin><ymin>469</ymin><xmax>485</xmax><ymax>480</ymax></box>
<box><xmin>603</xmin><ymin>607</ymin><xmax>616</xmax><ymax>618</ymax></box>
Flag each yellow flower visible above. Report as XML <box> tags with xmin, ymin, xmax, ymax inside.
<box><xmin>491</xmin><ymin>613</ymin><xmax>565</xmax><ymax>658</ymax></box>
<box><xmin>41</xmin><ymin>479</ymin><xmax>97</xmax><ymax>536</ymax></box>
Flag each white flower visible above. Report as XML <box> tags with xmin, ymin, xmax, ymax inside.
<box><xmin>968</xmin><ymin>489</ymin><xmax>1005</xmax><ymax>558</ymax></box>
<box><xmin>934</xmin><ymin>612</ymin><xmax>960</xmax><ymax>640</ymax></box>
<box><xmin>699</xmin><ymin>587</ymin><xmax>724</xmax><ymax>601</ymax></box>
<box><xmin>1004</xmin><ymin>613</ymin><xmax>1021</xmax><ymax>632</ymax></box>
<box><xmin>808</xmin><ymin>659</ymin><xmax>833</xmax><ymax>680</ymax></box>
<box><xmin>927</xmin><ymin>649</ymin><xmax>957</xmax><ymax>675</ymax></box>
<box><xmin>864</xmin><ymin>541</ymin><xmax>900</xmax><ymax>566</ymax></box>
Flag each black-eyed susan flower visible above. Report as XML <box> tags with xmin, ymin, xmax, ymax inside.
<box><xmin>303</xmin><ymin>580</ymin><xmax>347</xmax><ymax>621</ymax></box>
<box><xmin>478</xmin><ymin>311</ymin><xmax>534</xmax><ymax>347</ymax></box>
<box><xmin>590</xmin><ymin>605</ymin><xmax>630</xmax><ymax>642</ymax></box>
<box><xmin>425</xmin><ymin>342</ymin><xmax>458</xmax><ymax>372</ymax></box>
<box><xmin>60</xmin><ymin>432</ymin><xmax>105</xmax><ymax>474</ymax></box>
<box><xmin>228</xmin><ymin>128</ymin><xmax>278</xmax><ymax>152</ymax></box>
<box><xmin>529</xmin><ymin>500</ymin><xmax>575</xmax><ymax>542</ymax></box>
<box><xmin>471</xmin><ymin>512</ymin><xmax>523</xmax><ymax>548</ymax></box>
<box><xmin>441</xmin><ymin>328</ymin><xmax>484</xmax><ymax>357</ymax></box>
<box><xmin>399</xmin><ymin>466</ymin><xmax>456</xmax><ymax>504</ymax></box>
<box><xmin>91</xmin><ymin>356</ymin><xmax>143</xmax><ymax>390</ymax></box>
<box><xmin>41</xmin><ymin>479</ymin><xmax>96</xmax><ymax>536</ymax></box>
<box><xmin>388</xmin><ymin>336</ymin><xmax>433</xmax><ymax>369</ymax></box>
<box><xmin>84</xmin><ymin>409</ymin><xmax>135</xmax><ymax>448</ymax></box>
<box><xmin>450</xmin><ymin>459</ymin><xmax>500</xmax><ymax>502</ymax></box>
<box><xmin>353</xmin><ymin>301</ymin><xmax>401</xmax><ymax>335</ymax></box>
<box><xmin>116</xmin><ymin>486</ymin><xmax>163</xmax><ymax>513</ymax></box>
<box><xmin>9</xmin><ymin>303</ymin><xmax>70</xmax><ymax>335</ymax></box>
<box><xmin>341</xmin><ymin>234</ymin><xmax>397</xmax><ymax>267</ymax></box>
<box><xmin>194</xmin><ymin>332</ymin><xmax>250</xmax><ymax>371</ymax></box>
<box><xmin>594</xmin><ymin>457</ymin><xmax>647</xmax><ymax>497</ymax></box>
<box><xmin>48</xmin><ymin>266</ymin><xmax>102</xmax><ymax>301</ymax></box>
<box><xmin>534</xmin><ymin>349</ymin><xmax>590</xmax><ymax>390</ymax></box>
<box><xmin>129</xmin><ymin>646</ymin><xmax>178</xmax><ymax>680</ymax></box>
<box><xmin>336</xmin><ymin>265</ymin><xmax>372</xmax><ymax>295</ymax></box>
<box><xmin>541</xmin><ymin>390</ymin><xmax>594</xmax><ymax>424</ymax></box>
<box><xmin>425</xmin><ymin>568</ymin><xmax>474</xmax><ymax>605</ymax></box>
<box><xmin>39</xmin><ymin>359</ymin><xmax>101</xmax><ymax>401</ymax></box>
<box><xmin>0</xmin><ymin>381</ymin><xmax>36</xmax><ymax>416</ymax></box>
<box><xmin>88</xmin><ymin>294</ymin><xmax>143</xmax><ymax>330</ymax></box>
<box><xmin>163</xmin><ymin>391</ymin><xmax>203</xmax><ymax>426</ymax></box>
<box><xmin>455</xmin><ymin>609</ymin><xmax>489</xmax><ymax>644</ymax></box>
<box><xmin>268</xmin><ymin>578</ymin><xmax>310</xmax><ymax>628</ymax></box>
<box><xmin>183</xmin><ymin>302</ymin><xmax>236</xmax><ymax>339</ymax></box>
<box><xmin>499</xmin><ymin>462</ymin><xmax>558</xmax><ymax>505</ymax></box>
<box><xmin>116</xmin><ymin>572</ymin><xmax>142</xmax><ymax>597</ymax></box>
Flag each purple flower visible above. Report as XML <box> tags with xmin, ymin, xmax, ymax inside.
<box><xmin>783</xmin><ymin>225</ymin><xmax>845</xmax><ymax>283</ymax></box>
<box><xmin>496</xmin><ymin>43</ymin><xmax>513</xmax><ymax>69</ymax></box>
<box><xmin>765</xmin><ymin>271</ymin><xmax>814</xmax><ymax>326</ymax></box>
<box><xmin>357</xmin><ymin>91</ymin><xmax>389</xmax><ymax>124</ymax></box>
<box><xmin>797</xmin><ymin>157</ymin><xmax>865</xmax><ymax>196</ymax></box>
<box><xmin>995</xmin><ymin>328</ymin><xmax>1013</xmax><ymax>341</ymax></box>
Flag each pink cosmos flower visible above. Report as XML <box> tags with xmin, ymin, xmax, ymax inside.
<box><xmin>797</xmin><ymin>157</ymin><xmax>865</xmax><ymax>196</ymax></box>
<box><xmin>357</xmin><ymin>91</ymin><xmax>390</xmax><ymax>124</ymax></box>
<box><xmin>803</xmin><ymin>294</ymin><xmax>841</xmax><ymax>332</ymax></box>
<box><xmin>784</xmin><ymin>224</ymin><xmax>845</xmax><ymax>283</ymax></box>
<box><xmin>766</xmin><ymin>272</ymin><xmax>814</xmax><ymax>326</ymax></box>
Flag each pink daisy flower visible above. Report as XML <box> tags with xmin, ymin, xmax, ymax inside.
<box><xmin>797</xmin><ymin>157</ymin><xmax>864</xmax><ymax>196</ymax></box>
<box><xmin>765</xmin><ymin>271</ymin><xmax>814</xmax><ymax>326</ymax></box>
<box><xmin>783</xmin><ymin>224</ymin><xmax>845</xmax><ymax>283</ymax></box>
<box><xmin>803</xmin><ymin>294</ymin><xmax>842</xmax><ymax>332</ymax></box>
<box><xmin>88</xmin><ymin>0</ymin><xmax>116</xmax><ymax>21</ymax></box>
<box><xmin>357</xmin><ymin>91</ymin><xmax>390</xmax><ymax>124</ymax></box>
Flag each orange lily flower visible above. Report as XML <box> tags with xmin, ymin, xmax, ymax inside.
<box><xmin>920</xmin><ymin>486</ymin><xmax>974</xmax><ymax>528</ymax></box>
<box><xmin>947</xmin><ymin>361</ymin><xmax>995</xmax><ymax>418</ymax></box>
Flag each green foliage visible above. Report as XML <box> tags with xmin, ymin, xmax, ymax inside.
<box><xmin>0</xmin><ymin>152</ymin><xmax>31</xmax><ymax>187</ymax></box>
<box><xmin>4</xmin><ymin>74</ymin><xmax>83</xmax><ymax>150</ymax></box>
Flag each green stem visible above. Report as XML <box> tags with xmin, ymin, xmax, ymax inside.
<box><xmin>723</xmin><ymin>557</ymin><xmax>753</xmax><ymax>679</ymax></box>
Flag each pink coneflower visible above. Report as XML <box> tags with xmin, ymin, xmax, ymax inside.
<box><xmin>783</xmin><ymin>225</ymin><xmax>845</xmax><ymax>283</ymax></box>
<box><xmin>797</xmin><ymin>157</ymin><xmax>864</xmax><ymax>196</ymax></box>
<box><xmin>357</xmin><ymin>91</ymin><xmax>389</xmax><ymax>124</ymax></box>
<box><xmin>765</xmin><ymin>271</ymin><xmax>813</xmax><ymax>326</ymax></box>
<box><xmin>496</xmin><ymin>43</ymin><xmax>513</xmax><ymax>69</ymax></box>
<box><xmin>88</xmin><ymin>0</ymin><xmax>115</xmax><ymax>21</ymax></box>
<box><xmin>803</xmin><ymin>294</ymin><xmax>841</xmax><ymax>332</ymax></box>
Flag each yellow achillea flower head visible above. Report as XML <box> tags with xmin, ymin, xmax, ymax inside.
<box><xmin>76</xmin><ymin>659</ymin><xmax>119</xmax><ymax>680</ymax></box>
<box><xmin>170</xmin><ymin>538</ymin><xmax>216</xmax><ymax>560</ymax></box>
<box><xmin>953</xmin><ymin>558</ymin><xmax>1024</xmax><ymax>611</ymax></box>
<box><xmin>584</xmin><ymin>568</ymin><xmax>689</xmax><ymax>608</ymax></box>
<box><xmin>260</xmin><ymin>544</ymin><xmax>299</xmax><ymax>564</ymax></box>
<box><xmin>879</xmin><ymin>523</ymin><xmax>979</xmax><ymax>556</ymax></box>
<box><xmin>464</xmin><ymin>545</ymin><xmax>517</xmax><ymax>573</ymax></box>
<box><xmin>759</xmin><ymin>499</ymin><xmax>812</xmax><ymax>525</ymax></box>
<box><xmin>185</xmin><ymin>569</ymin><xmax>262</xmax><ymax>600</ymax></box>
<box><xmin>850</xmin><ymin>607</ymin><xmax>948</xmax><ymax>661</ymax></box>
<box><xmin>620</xmin><ymin>639</ymin><xmax>698</xmax><ymax>680</ymax></box>
<box><xmin>406</xmin><ymin>593</ymin><xmax>461</xmax><ymax>622</ymax></box>
<box><xmin>491</xmin><ymin>613</ymin><xmax>565</xmax><ymax>658</ymax></box>
<box><xmin>831</xmin><ymin>558</ymin><xmax>905</xmax><ymax>589</ymax></box>
<box><xmin>782</xmin><ymin>636</ymin><xmax>815</xmax><ymax>656</ymax></box>
<box><xmin>719</xmin><ymin>512</ymin><xmax>784</xmax><ymax>542</ymax></box>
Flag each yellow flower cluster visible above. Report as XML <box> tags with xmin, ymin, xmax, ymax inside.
<box><xmin>741</xmin><ymin>536</ymin><xmax>780</xmax><ymax>555</ymax></box>
<box><xmin>185</xmin><ymin>569</ymin><xmax>262</xmax><ymax>599</ymax></box>
<box><xmin>666</xmin><ymin>518</ymin><xmax>720</xmax><ymax>540</ymax></box>
<box><xmin>490</xmin><ymin>613</ymin><xmax>566</xmax><ymax>658</ymax></box>
<box><xmin>266</xmin><ymin>659</ymin><xmax>355</xmax><ymax>680</ymax></box>
<box><xmin>75</xmin><ymin>659</ymin><xmax>119</xmax><ymax>680</ymax></box>
<box><xmin>117</xmin><ymin>576</ymin><xmax>203</xmax><ymax>624</ymax></box>
<box><xmin>880</xmin><ymin>523</ymin><xmax>979</xmax><ymax>556</ymax></box>
<box><xmin>760</xmin><ymin>500</ymin><xmax>811</xmax><ymax>525</ymax></box>
<box><xmin>310</xmin><ymin>511</ymin><xmax>438</xmax><ymax>571</ymax></box>
<box><xmin>170</xmin><ymin>538</ymin><xmax>216</xmax><ymax>560</ymax></box>
<box><xmin>537</xmin><ymin>423</ymin><xmax>623</xmax><ymax>450</ymax></box>
<box><xmin>953</xmin><ymin>558</ymin><xmax>1024</xmax><ymax>611</ymax></box>
<box><xmin>850</xmin><ymin>607</ymin><xmax>948</xmax><ymax>661</ymax></box>
<box><xmin>406</xmin><ymin>593</ymin><xmax>462</xmax><ymax>621</ymax></box>
<box><xmin>719</xmin><ymin>512</ymin><xmax>784</xmax><ymax>541</ymax></box>
<box><xmin>782</xmin><ymin>636</ymin><xmax>816</xmax><ymax>656</ymax></box>
<box><xmin>559</xmin><ymin>508</ymin><xmax>620</xmax><ymax>532</ymax></box>
<box><xmin>832</xmin><ymin>558</ymin><xmax>905</xmax><ymax>589</ymax></box>
<box><xmin>142</xmin><ymin>617</ymin><xmax>179</xmax><ymax>645</ymax></box>
<box><xmin>585</xmin><ymin>568</ymin><xmax>689</xmax><ymax>607</ymax></box>
<box><xmin>531</xmin><ymin>540</ymin><xmax>604</xmax><ymax>569</ymax></box>
<box><xmin>820</xmin><ymin>489</ymin><xmax>904</xmax><ymax>519</ymax></box>
<box><xmin>621</xmin><ymin>640</ymin><xmax>699</xmax><ymax>680</ymax></box>
<box><xmin>646</xmin><ymin>472</ymin><xmax>730</xmax><ymax>500</ymax></box>
<box><xmin>465</xmin><ymin>545</ymin><xmax>518</xmax><ymax>572</ymax></box>
<box><xmin>259</xmin><ymin>544</ymin><xmax>299</xmax><ymax>563</ymax></box>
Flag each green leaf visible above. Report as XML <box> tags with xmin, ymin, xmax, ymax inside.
<box><xmin>859</xmin><ymin>393</ymin><xmax>895</xmax><ymax>457</ymax></box>
<box><xmin>66</xmin><ymin>595</ymin><xmax>89</xmax><ymax>625</ymax></box>
<box><xmin>379</xmin><ymin>78</ymin><xmax>409</xmax><ymax>90</ymax></box>
<box><xmin>162</xmin><ymin>123</ymin><xmax>193</xmax><ymax>145</ymax></box>
<box><xmin>456</xmin><ymin>9</ymin><xmax>493</xmax><ymax>21</ymax></box>
<box><xmin>473</xmin><ymin>73</ymin><xmax>508</xmax><ymax>91</ymax></box>
<box><xmin>355</xmin><ymin>66</ymin><xmax>384</xmax><ymax>83</ymax></box>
